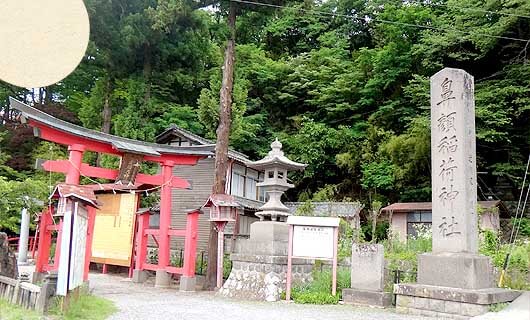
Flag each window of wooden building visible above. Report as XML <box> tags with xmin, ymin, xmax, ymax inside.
<box><xmin>231</xmin><ymin>164</ymin><xmax>263</xmax><ymax>201</ymax></box>
<box><xmin>406</xmin><ymin>211</ymin><xmax>432</xmax><ymax>237</ymax></box>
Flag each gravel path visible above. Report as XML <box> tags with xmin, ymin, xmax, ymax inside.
<box><xmin>90</xmin><ymin>273</ymin><xmax>436</xmax><ymax>320</ymax></box>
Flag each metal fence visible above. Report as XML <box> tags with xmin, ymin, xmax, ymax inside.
<box><xmin>390</xmin><ymin>269</ymin><xmax>417</xmax><ymax>306</ymax></box>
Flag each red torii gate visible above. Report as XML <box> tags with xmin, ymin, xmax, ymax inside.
<box><xmin>11</xmin><ymin>98</ymin><xmax>212</xmax><ymax>290</ymax></box>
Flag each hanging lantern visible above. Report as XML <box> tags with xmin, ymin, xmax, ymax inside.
<box><xmin>202</xmin><ymin>194</ymin><xmax>240</xmax><ymax>289</ymax></box>
<box><xmin>204</xmin><ymin>194</ymin><xmax>239</xmax><ymax>223</ymax></box>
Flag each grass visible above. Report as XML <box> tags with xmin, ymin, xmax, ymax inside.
<box><xmin>488</xmin><ymin>302</ymin><xmax>508</xmax><ymax>312</ymax></box>
<box><xmin>0</xmin><ymin>298</ymin><xmax>43</xmax><ymax>320</ymax></box>
<box><xmin>48</xmin><ymin>294</ymin><xmax>117</xmax><ymax>320</ymax></box>
<box><xmin>0</xmin><ymin>293</ymin><xmax>117</xmax><ymax>320</ymax></box>
<box><xmin>290</xmin><ymin>266</ymin><xmax>351</xmax><ymax>304</ymax></box>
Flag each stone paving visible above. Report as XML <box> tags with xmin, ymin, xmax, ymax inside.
<box><xmin>89</xmin><ymin>273</ymin><xmax>435</xmax><ymax>320</ymax></box>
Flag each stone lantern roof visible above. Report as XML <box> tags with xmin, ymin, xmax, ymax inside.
<box><xmin>246</xmin><ymin>139</ymin><xmax>306</xmax><ymax>171</ymax></box>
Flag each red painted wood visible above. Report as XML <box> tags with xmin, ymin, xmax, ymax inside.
<box><xmin>51</xmin><ymin>219</ymin><xmax>63</xmax><ymax>272</ymax></box>
<box><xmin>35</xmin><ymin>209</ymin><xmax>52</xmax><ymax>273</ymax></box>
<box><xmin>135</xmin><ymin>213</ymin><xmax>150</xmax><ymax>271</ymax></box>
<box><xmin>83</xmin><ymin>206</ymin><xmax>97</xmax><ymax>281</ymax></box>
<box><xmin>102</xmin><ymin>264</ymin><xmax>108</xmax><ymax>274</ymax></box>
<box><xmin>165</xmin><ymin>266</ymin><xmax>184</xmax><ymax>274</ymax></box>
<box><xmin>142</xmin><ymin>263</ymin><xmax>159</xmax><ymax>271</ymax></box>
<box><xmin>42</xmin><ymin>160</ymin><xmax>191</xmax><ymax>188</ymax></box>
<box><xmin>182</xmin><ymin>210</ymin><xmax>200</xmax><ymax>277</ymax></box>
<box><xmin>66</xmin><ymin>144</ymin><xmax>85</xmax><ymax>184</ymax></box>
<box><xmin>144</xmin><ymin>229</ymin><xmax>160</xmax><ymax>235</ymax></box>
<box><xmin>157</xmin><ymin>162</ymin><xmax>174</xmax><ymax>269</ymax></box>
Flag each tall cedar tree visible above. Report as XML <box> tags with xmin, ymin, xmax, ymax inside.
<box><xmin>206</xmin><ymin>2</ymin><xmax>237</xmax><ymax>290</ymax></box>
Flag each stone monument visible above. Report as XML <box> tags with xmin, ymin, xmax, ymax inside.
<box><xmin>394</xmin><ymin>68</ymin><xmax>521</xmax><ymax>318</ymax></box>
<box><xmin>219</xmin><ymin>139</ymin><xmax>313</xmax><ymax>301</ymax></box>
<box><xmin>0</xmin><ymin>232</ymin><xmax>18</xmax><ymax>278</ymax></box>
<box><xmin>343</xmin><ymin>244</ymin><xmax>391</xmax><ymax>307</ymax></box>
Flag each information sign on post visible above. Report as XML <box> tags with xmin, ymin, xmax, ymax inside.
<box><xmin>57</xmin><ymin>200</ymin><xmax>89</xmax><ymax>296</ymax></box>
<box><xmin>285</xmin><ymin>216</ymin><xmax>340</xmax><ymax>301</ymax></box>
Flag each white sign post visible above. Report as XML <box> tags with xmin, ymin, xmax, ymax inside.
<box><xmin>57</xmin><ymin>200</ymin><xmax>88</xmax><ymax>296</ymax></box>
<box><xmin>285</xmin><ymin>216</ymin><xmax>340</xmax><ymax>301</ymax></box>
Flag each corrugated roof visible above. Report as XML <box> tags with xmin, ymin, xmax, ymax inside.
<box><xmin>382</xmin><ymin>200</ymin><xmax>504</xmax><ymax>213</ymax></box>
<box><xmin>10</xmin><ymin>98</ymin><xmax>214</xmax><ymax>157</ymax></box>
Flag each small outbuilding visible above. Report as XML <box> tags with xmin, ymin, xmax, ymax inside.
<box><xmin>381</xmin><ymin>200</ymin><xmax>509</xmax><ymax>242</ymax></box>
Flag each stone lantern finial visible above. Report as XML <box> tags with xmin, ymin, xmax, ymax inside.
<box><xmin>245</xmin><ymin>139</ymin><xmax>306</xmax><ymax>221</ymax></box>
<box><xmin>270</xmin><ymin>138</ymin><xmax>283</xmax><ymax>156</ymax></box>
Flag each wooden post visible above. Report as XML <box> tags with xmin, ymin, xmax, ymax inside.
<box><xmin>52</xmin><ymin>219</ymin><xmax>63</xmax><ymax>271</ymax></box>
<box><xmin>285</xmin><ymin>224</ymin><xmax>293</xmax><ymax>301</ymax></box>
<box><xmin>158</xmin><ymin>161</ymin><xmax>174</xmax><ymax>270</ymax></box>
<box><xmin>332</xmin><ymin>226</ymin><xmax>338</xmax><ymax>296</ymax></box>
<box><xmin>216</xmin><ymin>222</ymin><xmax>226</xmax><ymax>289</ymax></box>
<box><xmin>35</xmin><ymin>209</ymin><xmax>52</xmax><ymax>273</ymax></box>
<box><xmin>65</xmin><ymin>144</ymin><xmax>85</xmax><ymax>185</ymax></box>
<box><xmin>135</xmin><ymin>212</ymin><xmax>150</xmax><ymax>271</ymax></box>
<box><xmin>182</xmin><ymin>210</ymin><xmax>199</xmax><ymax>278</ymax></box>
<box><xmin>83</xmin><ymin>205</ymin><xmax>96</xmax><ymax>281</ymax></box>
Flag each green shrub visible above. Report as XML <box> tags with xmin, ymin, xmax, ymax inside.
<box><xmin>384</xmin><ymin>226</ymin><xmax>432</xmax><ymax>274</ymax></box>
<box><xmin>291</xmin><ymin>267</ymin><xmax>350</xmax><ymax>304</ymax></box>
<box><xmin>361</xmin><ymin>221</ymin><xmax>389</xmax><ymax>243</ymax></box>
<box><xmin>511</xmin><ymin>217</ymin><xmax>530</xmax><ymax>237</ymax></box>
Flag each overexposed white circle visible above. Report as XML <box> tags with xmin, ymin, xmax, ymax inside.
<box><xmin>0</xmin><ymin>0</ymin><xmax>90</xmax><ymax>88</ymax></box>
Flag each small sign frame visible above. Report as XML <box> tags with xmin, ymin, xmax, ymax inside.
<box><xmin>285</xmin><ymin>216</ymin><xmax>340</xmax><ymax>301</ymax></box>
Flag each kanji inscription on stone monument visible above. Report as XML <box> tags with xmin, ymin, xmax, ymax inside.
<box><xmin>431</xmin><ymin>68</ymin><xmax>478</xmax><ymax>253</ymax></box>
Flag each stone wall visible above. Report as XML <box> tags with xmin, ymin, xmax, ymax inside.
<box><xmin>219</xmin><ymin>254</ymin><xmax>312</xmax><ymax>302</ymax></box>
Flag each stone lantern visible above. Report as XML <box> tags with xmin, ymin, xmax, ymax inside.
<box><xmin>246</xmin><ymin>139</ymin><xmax>306</xmax><ymax>221</ymax></box>
<box><xmin>219</xmin><ymin>139</ymin><xmax>312</xmax><ymax>302</ymax></box>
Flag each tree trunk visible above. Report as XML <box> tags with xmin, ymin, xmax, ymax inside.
<box><xmin>44</xmin><ymin>86</ymin><xmax>52</xmax><ymax>104</ymax></box>
<box><xmin>97</xmin><ymin>78</ymin><xmax>112</xmax><ymax>166</ymax></box>
<box><xmin>101</xmin><ymin>78</ymin><xmax>112</xmax><ymax>134</ymax></box>
<box><xmin>205</xmin><ymin>2</ymin><xmax>237</xmax><ymax>290</ymax></box>
<box><xmin>143</xmin><ymin>43</ymin><xmax>152</xmax><ymax>106</ymax></box>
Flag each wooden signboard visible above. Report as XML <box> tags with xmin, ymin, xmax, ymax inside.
<box><xmin>116</xmin><ymin>153</ymin><xmax>143</xmax><ymax>185</ymax></box>
<box><xmin>285</xmin><ymin>216</ymin><xmax>340</xmax><ymax>301</ymax></box>
<box><xmin>91</xmin><ymin>193</ymin><xmax>138</xmax><ymax>267</ymax></box>
<box><xmin>57</xmin><ymin>200</ymin><xmax>88</xmax><ymax>296</ymax></box>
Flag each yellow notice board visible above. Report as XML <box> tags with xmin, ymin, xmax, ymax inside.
<box><xmin>91</xmin><ymin>193</ymin><xmax>138</xmax><ymax>267</ymax></box>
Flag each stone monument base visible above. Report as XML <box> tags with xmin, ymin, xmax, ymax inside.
<box><xmin>418</xmin><ymin>252</ymin><xmax>494</xmax><ymax>289</ymax></box>
<box><xmin>342</xmin><ymin>288</ymin><xmax>392</xmax><ymax>307</ymax></box>
<box><xmin>218</xmin><ymin>221</ymin><xmax>313</xmax><ymax>301</ymax></box>
<box><xmin>394</xmin><ymin>283</ymin><xmax>521</xmax><ymax>319</ymax></box>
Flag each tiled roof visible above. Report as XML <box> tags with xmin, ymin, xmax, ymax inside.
<box><xmin>284</xmin><ymin>202</ymin><xmax>364</xmax><ymax>218</ymax></box>
<box><xmin>155</xmin><ymin>124</ymin><xmax>249</xmax><ymax>162</ymax></box>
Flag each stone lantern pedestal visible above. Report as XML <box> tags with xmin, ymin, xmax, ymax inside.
<box><xmin>219</xmin><ymin>139</ymin><xmax>312</xmax><ymax>301</ymax></box>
